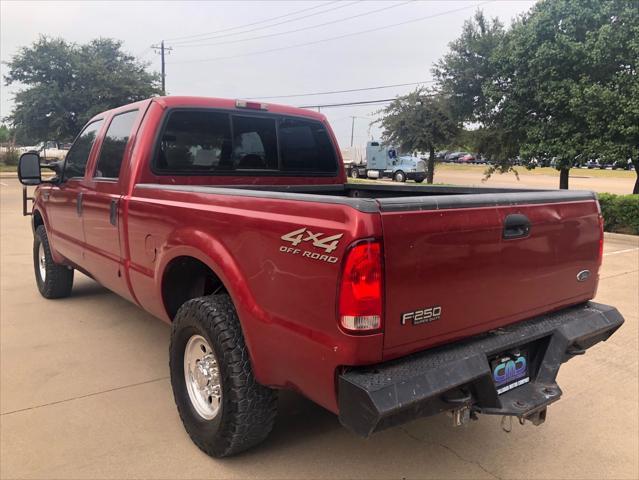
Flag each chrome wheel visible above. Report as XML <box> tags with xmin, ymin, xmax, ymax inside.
<box><xmin>38</xmin><ymin>243</ymin><xmax>46</xmax><ymax>281</ymax></box>
<box><xmin>184</xmin><ymin>335</ymin><xmax>221</xmax><ymax>420</ymax></box>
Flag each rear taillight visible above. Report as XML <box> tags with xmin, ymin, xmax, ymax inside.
<box><xmin>338</xmin><ymin>240</ymin><xmax>383</xmax><ymax>333</ymax></box>
<box><xmin>598</xmin><ymin>214</ymin><xmax>604</xmax><ymax>266</ymax></box>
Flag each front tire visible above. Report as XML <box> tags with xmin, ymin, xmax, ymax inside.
<box><xmin>393</xmin><ymin>170</ymin><xmax>406</xmax><ymax>182</ymax></box>
<box><xmin>34</xmin><ymin>225</ymin><xmax>74</xmax><ymax>298</ymax></box>
<box><xmin>350</xmin><ymin>168</ymin><xmax>359</xmax><ymax>179</ymax></box>
<box><xmin>169</xmin><ymin>294</ymin><xmax>277</xmax><ymax>457</ymax></box>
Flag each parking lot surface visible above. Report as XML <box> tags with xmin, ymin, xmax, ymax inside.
<box><xmin>1</xmin><ymin>178</ymin><xmax>637</xmax><ymax>479</ymax></box>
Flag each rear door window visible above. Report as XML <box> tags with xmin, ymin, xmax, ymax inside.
<box><xmin>156</xmin><ymin>111</ymin><xmax>232</xmax><ymax>172</ymax></box>
<box><xmin>63</xmin><ymin>120</ymin><xmax>104</xmax><ymax>180</ymax></box>
<box><xmin>94</xmin><ymin>110</ymin><xmax>139</xmax><ymax>179</ymax></box>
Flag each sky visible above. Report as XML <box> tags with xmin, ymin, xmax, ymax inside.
<box><xmin>0</xmin><ymin>0</ymin><xmax>536</xmax><ymax>148</ymax></box>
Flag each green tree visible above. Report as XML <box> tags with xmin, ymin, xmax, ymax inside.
<box><xmin>378</xmin><ymin>89</ymin><xmax>458</xmax><ymax>183</ymax></box>
<box><xmin>0</xmin><ymin>125</ymin><xmax>10</xmax><ymax>144</ymax></box>
<box><xmin>433</xmin><ymin>10</ymin><xmax>505</xmax><ymax>123</ymax></box>
<box><xmin>433</xmin><ymin>11</ymin><xmax>522</xmax><ymax>175</ymax></box>
<box><xmin>435</xmin><ymin>1</ymin><xmax>639</xmax><ymax>192</ymax></box>
<box><xmin>4</xmin><ymin>37</ymin><xmax>161</xmax><ymax>142</ymax></box>
<box><xmin>574</xmin><ymin>1</ymin><xmax>639</xmax><ymax>193</ymax></box>
<box><xmin>487</xmin><ymin>0</ymin><xmax>638</xmax><ymax>189</ymax></box>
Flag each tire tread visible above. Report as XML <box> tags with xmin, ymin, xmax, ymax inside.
<box><xmin>170</xmin><ymin>294</ymin><xmax>277</xmax><ymax>457</ymax></box>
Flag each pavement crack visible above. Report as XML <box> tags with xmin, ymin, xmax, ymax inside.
<box><xmin>600</xmin><ymin>270</ymin><xmax>638</xmax><ymax>280</ymax></box>
<box><xmin>1</xmin><ymin>376</ymin><xmax>169</xmax><ymax>416</ymax></box>
<box><xmin>400</xmin><ymin>426</ymin><xmax>503</xmax><ymax>480</ymax></box>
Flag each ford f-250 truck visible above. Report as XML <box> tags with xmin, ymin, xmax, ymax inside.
<box><xmin>17</xmin><ymin>96</ymin><xmax>624</xmax><ymax>458</ymax></box>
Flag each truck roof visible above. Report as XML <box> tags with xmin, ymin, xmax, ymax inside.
<box><xmin>89</xmin><ymin>96</ymin><xmax>327</xmax><ymax>123</ymax></box>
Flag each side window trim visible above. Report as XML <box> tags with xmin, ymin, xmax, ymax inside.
<box><xmin>62</xmin><ymin>118</ymin><xmax>104</xmax><ymax>182</ymax></box>
<box><xmin>92</xmin><ymin>109</ymin><xmax>139</xmax><ymax>180</ymax></box>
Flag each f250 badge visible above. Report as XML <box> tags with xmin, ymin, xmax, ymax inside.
<box><xmin>401</xmin><ymin>306</ymin><xmax>442</xmax><ymax>325</ymax></box>
<box><xmin>279</xmin><ymin>227</ymin><xmax>343</xmax><ymax>263</ymax></box>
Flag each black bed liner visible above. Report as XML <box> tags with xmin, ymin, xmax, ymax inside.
<box><xmin>136</xmin><ymin>183</ymin><xmax>597</xmax><ymax>213</ymax></box>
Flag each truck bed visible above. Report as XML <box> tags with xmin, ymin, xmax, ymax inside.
<box><xmin>137</xmin><ymin>182</ymin><xmax>597</xmax><ymax>212</ymax></box>
<box><xmin>135</xmin><ymin>182</ymin><xmax>600</xmax><ymax>359</ymax></box>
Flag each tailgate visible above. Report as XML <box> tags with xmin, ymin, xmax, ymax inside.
<box><xmin>378</xmin><ymin>192</ymin><xmax>602</xmax><ymax>355</ymax></box>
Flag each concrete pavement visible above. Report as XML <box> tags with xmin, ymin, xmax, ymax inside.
<box><xmin>1</xmin><ymin>178</ymin><xmax>637</xmax><ymax>479</ymax></box>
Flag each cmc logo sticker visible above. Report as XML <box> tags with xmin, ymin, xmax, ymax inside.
<box><xmin>492</xmin><ymin>355</ymin><xmax>529</xmax><ymax>394</ymax></box>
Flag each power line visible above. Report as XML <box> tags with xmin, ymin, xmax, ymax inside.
<box><xmin>165</xmin><ymin>0</ymin><xmax>343</xmax><ymax>44</ymax></box>
<box><xmin>299</xmin><ymin>98</ymin><xmax>397</xmax><ymax>109</ymax></box>
<box><xmin>175</xmin><ymin>1</ymin><xmax>412</xmax><ymax>48</ymax></box>
<box><xmin>245</xmin><ymin>79</ymin><xmax>434</xmax><ymax>100</ymax></box>
<box><xmin>298</xmin><ymin>91</ymin><xmax>438</xmax><ymax>109</ymax></box>
<box><xmin>169</xmin><ymin>1</ymin><xmax>488</xmax><ymax>65</ymax></box>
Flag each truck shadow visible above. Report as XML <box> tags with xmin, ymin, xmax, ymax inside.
<box><xmin>70</xmin><ymin>281</ymin><xmax>113</xmax><ymax>299</ymax></box>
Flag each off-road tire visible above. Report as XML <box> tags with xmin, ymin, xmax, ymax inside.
<box><xmin>169</xmin><ymin>294</ymin><xmax>277</xmax><ymax>457</ymax></box>
<box><xmin>34</xmin><ymin>225</ymin><xmax>74</xmax><ymax>299</ymax></box>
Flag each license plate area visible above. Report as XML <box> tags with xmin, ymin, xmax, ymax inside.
<box><xmin>490</xmin><ymin>350</ymin><xmax>530</xmax><ymax>394</ymax></box>
<box><xmin>488</xmin><ymin>336</ymin><xmax>551</xmax><ymax>395</ymax></box>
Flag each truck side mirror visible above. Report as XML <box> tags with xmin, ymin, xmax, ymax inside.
<box><xmin>18</xmin><ymin>152</ymin><xmax>42</xmax><ymax>185</ymax></box>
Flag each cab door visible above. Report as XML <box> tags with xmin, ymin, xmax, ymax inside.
<box><xmin>45</xmin><ymin>119</ymin><xmax>104</xmax><ymax>266</ymax></box>
<box><xmin>82</xmin><ymin>109</ymin><xmax>141</xmax><ymax>301</ymax></box>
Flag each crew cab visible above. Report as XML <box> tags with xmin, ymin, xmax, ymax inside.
<box><xmin>18</xmin><ymin>96</ymin><xmax>623</xmax><ymax>458</ymax></box>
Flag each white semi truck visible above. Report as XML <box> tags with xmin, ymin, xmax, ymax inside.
<box><xmin>345</xmin><ymin>141</ymin><xmax>427</xmax><ymax>182</ymax></box>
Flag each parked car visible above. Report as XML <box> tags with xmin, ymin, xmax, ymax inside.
<box><xmin>458</xmin><ymin>153</ymin><xmax>476</xmax><ymax>163</ymax></box>
<box><xmin>612</xmin><ymin>159</ymin><xmax>632</xmax><ymax>170</ymax></box>
<box><xmin>20</xmin><ymin>141</ymin><xmax>69</xmax><ymax>162</ymax></box>
<box><xmin>586</xmin><ymin>159</ymin><xmax>600</xmax><ymax>169</ymax></box>
<box><xmin>445</xmin><ymin>151</ymin><xmax>467</xmax><ymax>162</ymax></box>
<box><xmin>17</xmin><ymin>96</ymin><xmax>624</xmax><ymax>458</ymax></box>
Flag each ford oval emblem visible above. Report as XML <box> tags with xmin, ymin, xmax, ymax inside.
<box><xmin>577</xmin><ymin>270</ymin><xmax>591</xmax><ymax>282</ymax></box>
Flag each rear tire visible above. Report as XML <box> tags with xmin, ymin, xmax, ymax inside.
<box><xmin>414</xmin><ymin>177</ymin><xmax>425</xmax><ymax>183</ymax></box>
<box><xmin>350</xmin><ymin>168</ymin><xmax>359</xmax><ymax>179</ymax></box>
<box><xmin>34</xmin><ymin>225</ymin><xmax>74</xmax><ymax>299</ymax></box>
<box><xmin>169</xmin><ymin>294</ymin><xmax>277</xmax><ymax>457</ymax></box>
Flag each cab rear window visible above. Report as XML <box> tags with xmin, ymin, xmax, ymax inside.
<box><xmin>154</xmin><ymin>110</ymin><xmax>338</xmax><ymax>175</ymax></box>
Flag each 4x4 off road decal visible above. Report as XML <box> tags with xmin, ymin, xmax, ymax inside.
<box><xmin>279</xmin><ymin>227</ymin><xmax>343</xmax><ymax>263</ymax></box>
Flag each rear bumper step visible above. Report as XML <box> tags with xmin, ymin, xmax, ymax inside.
<box><xmin>338</xmin><ymin>302</ymin><xmax>624</xmax><ymax>437</ymax></box>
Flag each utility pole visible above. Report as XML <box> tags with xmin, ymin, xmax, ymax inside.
<box><xmin>350</xmin><ymin>116</ymin><xmax>356</xmax><ymax>147</ymax></box>
<box><xmin>151</xmin><ymin>41</ymin><xmax>173</xmax><ymax>95</ymax></box>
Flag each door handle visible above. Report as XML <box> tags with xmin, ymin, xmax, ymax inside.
<box><xmin>77</xmin><ymin>192</ymin><xmax>83</xmax><ymax>216</ymax></box>
<box><xmin>503</xmin><ymin>213</ymin><xmax>530</xmax><ymax>239</ymax></box>
<box><xmin>109</xmin><ymin>199</ymin><xmax>118</xmax><ymax>226</ymax></box>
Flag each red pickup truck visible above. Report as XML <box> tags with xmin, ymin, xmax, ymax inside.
<box><xmin>18</xmin><ymin>96</ymin><xmax>623</xmax><ymax>458</ymax></box>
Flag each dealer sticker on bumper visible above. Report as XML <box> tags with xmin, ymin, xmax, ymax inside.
<box><xmin>491</xmin><ymin>352</ymin><xmax>530</xmax><ymax>395</ymax></box>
